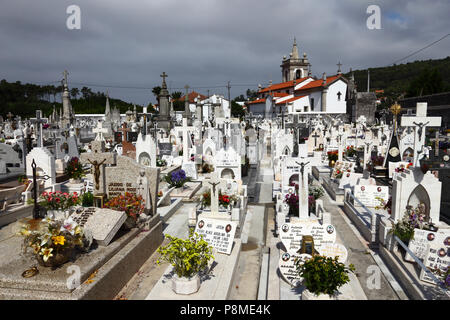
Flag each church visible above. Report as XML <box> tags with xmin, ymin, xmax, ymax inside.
<box><xmin>246</xmin><ymin>39</ymin><xmax>354</xmax><ymax>119</ymax></box>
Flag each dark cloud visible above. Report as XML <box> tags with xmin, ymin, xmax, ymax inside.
<box><xmin>1</xmin><ymin>0</ymin><xmax>449</xmax><ymax>105</ymax></box>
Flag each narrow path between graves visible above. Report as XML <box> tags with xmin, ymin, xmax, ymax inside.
<box><xmin>316</xmin><ymin>179</ymin><xmax>401</xmax><ymax>300</ymax></box>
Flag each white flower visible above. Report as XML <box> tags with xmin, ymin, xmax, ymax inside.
<box><xmin>61</xmin><ymin>217</ymin><xmax>78</xmax><ymax>235</ymax></box>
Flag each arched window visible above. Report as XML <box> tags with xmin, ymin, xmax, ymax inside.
<box><xmin>296</xmin><ymin>69</ymin><xmax>302</xmax><ymax>79</ymax></box>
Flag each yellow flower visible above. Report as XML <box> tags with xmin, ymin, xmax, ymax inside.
<box><xmin>74</xmin><ymin>225</ymin><xmax>82</xmax><ymax>235</ymax></box>
<box><xmin>32</xmin><ymin>244</ymin><xmax>40</xmax><ymax>254</ymax></box>
<box><xmin>19</xmin><ymin>227</ymin><xmax>31</xmax><ymax>236</ymax></box>
<box><xmin>52</xmin><ymin>235</ymin><xmax>66</xmax><ymax>246</ymax></box>
<box><xmin>40</xmin><ymin>247</ymin><xmax>53</xmax><ymax>262</ymax></box>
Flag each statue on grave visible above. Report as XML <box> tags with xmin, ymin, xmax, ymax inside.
<box><xmin>413</xmin><ymin>121</ymin><xmax>429</xmax><ymax>141</ymax></box>
<box><xmin>88</xmin><ymin>158</ymin><xmax>107</xmax><ymax>190</ymax></box>
<box><xmin>137</xmin><ymin>170</ymin><xmax>151</xmax><ymax>213</ymax></box>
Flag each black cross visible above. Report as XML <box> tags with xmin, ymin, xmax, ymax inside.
<box><xmin>312</xmin><ymin>131</ymin><xmax>320</xmax><ymax>147</ymax></box>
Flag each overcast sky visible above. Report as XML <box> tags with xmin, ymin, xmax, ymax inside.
<box><xmin>1</xmin><ymin>0</ymin><xmax>449</xmax><ymax>106</ymax></box>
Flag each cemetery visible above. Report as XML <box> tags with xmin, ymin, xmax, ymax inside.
<box><xmin>0</xmin><ymin>6</ymin><xmax>450</xmax><ymax>305</ymax></box>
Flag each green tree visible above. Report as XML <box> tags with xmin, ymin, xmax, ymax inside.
<box><xmin>152</xmin><ymin>86</ymin><xmax>161</xmax><ymax>104</ymax></box>
<box><xmin>171</xmin><ymin>91</ymin><xmax>183</xmax><ymax>100</ymax></box>
<box><xmin>70</xmin><ymin>87</ymin><xmax>79</xmax><ymax>99</ymax></box>
<box><xmin>231</xmin><ymin>101</ymin><xmax>246</xmax><ymax>118</ymax></box>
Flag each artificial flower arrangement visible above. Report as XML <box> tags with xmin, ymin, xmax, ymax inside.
<box><xmin>104</xmin><ymin>192</ymin><xmax>145</xmax><ymax>223</ymax></box>
<box><xmin>308</xmin><ymin>186</ymin><xmax>325</xmax><ymax>214</ymax></box>
<box><xmin>40</xmin><ymin>191</ymin><xmax>80</xmax><ymax>211</ymax></box>
<box><xmin>375</xmin><ymin>196</ymin><xmax>392</xmax><ymax>215</ymax></box>
<box><xmin>327</xmin><ymin>150</ymin><xmax>338</xmax><ymax>161</ymax></box>
<box><xmin>156</xmin><ymin>159</ymin><xmax>167</xmax><ymax>167</ymax></box>
<box><xmin>18</xmin><ymin>175</ymin><xmax>31</xmax><ymax>188</ymax></box>
<box><xmin>285</xmin><ymin>193</ymin><xmax>299</xmax><ymax>215</ymax></box>
<box><xmin>64</xmin><ymin>157</ymin><xmax>85</xmax><ymax>180</ymax></box>
<box><xmin>201</xmin><ymin>190</ymin><xmax>238</xmax><ymax>209</ymax></box>
<box><xmin>19</xmin><ymin>217</ymin><xmax>87</xmax><ymax>268</ymax></box>
<box><xmin>345</xmin><ymin>145</ymin><xmax>356</xmax><ymax>157</ymax></box>
<box><xmin>389</xmin><ymin>203</ymin><xmax>429</xmax><ymax>244</ymax></box>
<box><xmin>164</xmin><ymin>169</ymin><xmax>190</xmax><ymax>189</ymax></box>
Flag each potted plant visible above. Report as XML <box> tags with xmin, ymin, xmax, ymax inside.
<box><xmin>157</xmin><ymin>231</ymin><xmax>214</xmax><ymax>295</ymax></box>
<box><xmin>65</xmin><ymin>157</ymin><xmax>85</xmax><ymax>183</ymax></box>
<box><xmin>164</xmin><ymin>169</ymin><xmax>190</xmax><ymax>189</ymax></box>
<box><xmin>104</xmin><ymin>192</ymin><xmax>145</xmax><ymax>230</ymax></box>
<box><xmin>40</xmin><ymin>191</ymin><xmax>80</xmax><ymax>220</ymax></box>
<box><xmin>81</xmin><ymin>191</ymin><xmax>94</xmax><ymax>207</ymax></box>
<box><xmin>19</xmin><ymin>217</ymin><xmax>87</xmax><ymax>269</ymax></box>
<box><xmin>296</xmin><ymin>255</ymin><xmax>355</xmax><ymax>300</ymax></box>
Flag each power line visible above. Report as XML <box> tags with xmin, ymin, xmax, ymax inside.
<box><xmin>390</xmin><ymin>33</ymin><xmax>450</xmax><ymax>66</ymax></box>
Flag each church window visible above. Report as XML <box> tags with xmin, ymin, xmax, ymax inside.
<box><xmin>310</xmin><ymin>98</ymin><xmax>314</xmax><ymax>110</ymax></box>
<box><xmin>296</xmin><ymin>69</ymin><xmax>301</xmax><ymax>79</ymax></box>
<box><xmin>337</xmin><ymin>91</ymin><xmax>342</xmax><ymax>101</ymax></box>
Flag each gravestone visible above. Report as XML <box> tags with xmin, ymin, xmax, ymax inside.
<box><xmin>104</xmin><ymin>156</ymin><xmax>160</xmax><ymax>216</ymax></box>
<box><xmin>279</xmin><ymin>220</ymin><xmax>336</xmax><ymax>253</ymax></box>
<box><xmin>353</xmin><ymin>185</ymin><xmax>389</xmax><ymax>207</ymax></box>
<box><xmin>279</xmin><ymin>253</ymin><xmax>311</xmax><ymax>287</ymax></box>
<box><xmin>71</xmin><ymin>207</ymin><xmax>127</xmax><ymax>246</ymax></box>
<box><xmin>420</xmin><ymin>237</ymin><xmax>450</xmax><ymax>285</ymax></box>
<box><xmin>194</xmin><ymin>218</ymin><xmax>237</xmax><ymax>255</ymax></box>
<box><xmin>405</xmin><ymin>229</ymin><xmax>449</xmax><ymax>262</ymax></box>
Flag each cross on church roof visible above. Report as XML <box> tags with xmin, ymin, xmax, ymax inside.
<box><xmin>337</xmin><ymin>61</ymin><xmax>342</xmax><ymax>73</ymax></box>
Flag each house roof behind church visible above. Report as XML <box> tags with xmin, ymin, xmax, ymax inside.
<box><xmin>259</xmin><ymin>77</ymin><xmax>311</xmax><ymax>93</ymax></box>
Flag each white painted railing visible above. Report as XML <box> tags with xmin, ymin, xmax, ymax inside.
<box><xmin>345</xmin><ymin>189</ymin><xmax>377</xmax><ymax>243</ymax></box>
<box><xmin>393</xmin><ymin>235</ymin><xmax>449</xmax><ymax>296</ymax></box>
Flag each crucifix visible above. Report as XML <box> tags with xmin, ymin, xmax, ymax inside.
<box><xmin>401</xmin><ymin>103</ymin><xmax>441</xmax><ymax>167</ymax></box>
<box><xmin>363</xmin><ymin>142</ymin><xmax>372</xmax><ymax>171</ymax></box>
<box><xmin>80</xmin><ymin>140</ymin><xmax>116</xmax><ymax>197</ymax></box>
<box><xmin>138</xmin><ymin>107</ymin><xmax>154</xmax><ymax>136</ymax></box>
<box><xmin>295</xmin><ymin>160</ymin><xmax>311</xmax><ymax>218</ymax></box>
<box><xmin>206</xmin><ymin>173</ymin><xmax>225</xmax><ymax>214</ymax></box>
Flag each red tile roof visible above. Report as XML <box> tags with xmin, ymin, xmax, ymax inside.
<box><xmin>246</xmin><ymin>98</ymin><xmax>266</xmax><ymax>105</ymax></box>
<box><xmin>295</xmin><ymin>75</ymin><xmax>341</xmax><ymax>92</ymax></box>
<box><xmin>275</xmin><ymin>95</ymin><xmax>306</xmax><ymax>105</ymax></box>
<box><xmin>259</xmin><ymin>77</ymin><xmax>310</xmax><ymax>93</ymax></box>
<box><xmin>177</xmin><ymin>91</ymin><xmax>208</xmax><ymax>103</ymax></box>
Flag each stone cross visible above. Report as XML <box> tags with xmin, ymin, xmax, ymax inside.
<box><xmin>363</xmin><ymin>142</ymin><xmax>372</xmax><ymax>170</ymax></box>
<box><xmin>80</xmin><ymin>140</ymin><xmax>116</xmax><ymax>196</ymax></box>
<box><xmin>206</xmin><ymin>173</ymin><xmax>226</xmax><ymax>214</ymax></box>
<box><xmin>401</xmin><ymin>103</ymin><xmax>441</xmax><ymax>166</ymax></box>
<box><xmin>429</xmin><ymin>131</ymin><xmax>442</xmax><ymax>157</ymax></box>
<box><xmin>337</xmin><ymin>133</ymin><xmax>345</xmax><ymax>162</ymax></box>
<box><xmin>31</xmin><ymin>110</ymin><xmax>45</xmax><ymax>147</ymax></box>
<box><xmin>181</xmin><ymin>118</ymin><xmax>191</xmax><ymax>163</ymax></box>
<box><xmin>93</xmin><ymin>121</ymin><xmax>108</xmax><ymax>141</ymax></box>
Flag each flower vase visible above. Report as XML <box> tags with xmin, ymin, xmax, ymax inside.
<box><xmin>46</xmin><ymin>209</ymin><xmax>68</xmax><ymax>221</ymax></box>
<box><xmin>301</xmin><ymin>289</ymin><xmax>338</xmax><ymax>300</ymax></box>
<box><xmin>122</xmin><ymin>215</ymin><xmax>137</xmax><ymax>230</ymax></box>
<box><xmin>172</xmin><ymin>273</ymin><xmax>201</xmax><ymax>295</ymax></box>
<box><xmin>36</xmin><ymin>247</ymin><xmax>74</xmax><ymax>268</ymax></box>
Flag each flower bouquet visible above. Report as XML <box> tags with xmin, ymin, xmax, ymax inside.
<box><xmin>65</xmin><ymin>157</ymin><xmax>85</xmax><ymax>182</ymax></box>
<box><xmin>19</xmin><ymin>217</ymin><xmax>87</xmax><ymax>268</ymax></box>
<box><xmin>104</xmin><ymin>192</ymin><xmax>145</xmax><ymax>229</ymax></box>
<box><xmin>40</xmin><ymin>191</ymin><xmax>80</xmax><ymax>220</ymax></box>
<box><xmin>201</xmin><ymin>191</ymin><xmax>238</xmax><ymax>209</ymax></box>
<box><xmin>346</xmin><ymin>146</ymin><xmax>356</xmax><ymax>157</ymax></box>
<box><xmin>389</xmin><ymin>204</ymin><xmax>428</xmax><ymax>244</ymax></box>
<box><xmin>164</xmin><ymin>169</ymin><xmax>190</xmax><ymax>189</ymax></box>
<box><xmin>285</xmin><ymin>193</ymin><xmax>299</xmax><ymax>216</ymax></box>
<box><xmin>327</xmin><ymin>150</ymin><xmax>338</xmax><ymax>167</ymax></box>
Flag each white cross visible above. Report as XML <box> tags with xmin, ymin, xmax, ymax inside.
<box><xmin>205</xmin><ymin>172</ymin><xmax>226</xmax><ymax>214</ymax></box>
<box><xmin>93</xmin><ymin>121</ymin><xmax>109</xmax><ymax>141</ymax></box>
<box><xmin>401</xmin><ymin>103</ymin><xmax>441</xmax><ymax>166</ymax></box>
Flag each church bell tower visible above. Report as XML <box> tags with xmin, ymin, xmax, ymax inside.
<box><xmin>281</xmin><ymin>38</ymin><xmax>310</xmax><ymax>82</ymax></box>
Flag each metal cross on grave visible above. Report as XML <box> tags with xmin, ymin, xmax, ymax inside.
<box><xmin>80</xmin><ymin>140</ymin><xmax>116</xmax><ymax>197</ymax></box>
<box><xmin>312</xmin><ymin>130</ymin><xmax>320</xmax><ymax>147</ymax></box>
<box><xmin>401</xmin><ymin>103</ymin><xmax>441</xmax><ymax>167</ymax></box>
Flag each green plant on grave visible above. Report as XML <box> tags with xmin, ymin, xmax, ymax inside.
<box><xmin>157</xmin><ymin>230</ymin><xmax>214</xmax><ymax>278</ymax></box>
<box><xmin>81</xmin><ymin>192</ymin><xmax>94</xmax><ymax>207</ymax></box>
<box><xmin>295</xmin><ymin>255</ymin><xmax>355</xmax><ymax>296</ymax></box>
<box><xmin>308</xmin><ymin>186</ymin><xmax>325</xmax><ymax>200</ymax></box>
<box><xmin>64</xmin><ymin>157</ymin><xmax>85</xmax><ymax>180</ymax></box>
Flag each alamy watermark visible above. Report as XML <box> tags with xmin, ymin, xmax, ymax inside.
<box><xmin>366</xmin><ymin>5</ymin><xmax>381</xmax><ymax>30</ymax></box>
<box><xmin>66</xmin><ymin>5</ymin><xmax>81</xmax><ymax>30</ymax></box>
